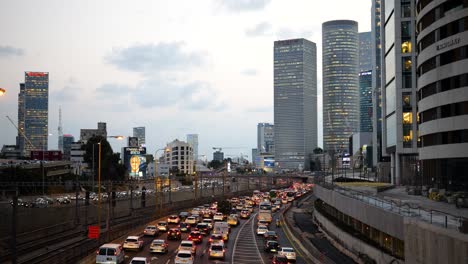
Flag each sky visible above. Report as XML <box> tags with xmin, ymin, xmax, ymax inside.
<box><xmin>0</xmin><ymin>0</ymin><xmax>371</xmax><ymax>160</ymax></box>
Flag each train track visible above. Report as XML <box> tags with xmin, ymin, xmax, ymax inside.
<box><xmin>231</xmin><ymin>213</ymin><xmax>265</xmax><ymax>264</ymax></box>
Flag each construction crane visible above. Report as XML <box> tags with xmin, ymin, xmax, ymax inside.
<box><xmin>212</xmin><ymin>147</ymin><xmax>247</xmax><ymax>152</ymax></box>
<box><xmin>6</xmin><ymin>115</ymin><xmax>35</xmax><ymax>149</ymax></box>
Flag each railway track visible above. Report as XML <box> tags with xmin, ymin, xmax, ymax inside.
<box><xmin>231</xmin><ymin>213</ymin><xmax>265</xmax><ymax>264</ymax></box>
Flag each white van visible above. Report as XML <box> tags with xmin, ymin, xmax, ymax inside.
<box><xmin>96</xmin><ymin>243</ymin><xmax>125</xmax><ymax>264</ymax></box>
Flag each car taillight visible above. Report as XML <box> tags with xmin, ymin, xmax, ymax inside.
<box><xmin>144</xmin><ymin>230</ymin><xmax>147</xmax><ymax>233</ymax></box>
<box><xmin>96</xmin><ymin>250</ymin><xmax>99</xmax><ymax>255</ymax></box>
<box><xmin>114</xmin><ymin>251</ymin><xmax>118</xmax><ymax>256</ymax></box>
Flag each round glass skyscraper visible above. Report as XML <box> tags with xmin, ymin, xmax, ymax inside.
<box><xmin>322</xmin><ymin>20</ymin><xmax>359</xmax><ymax>153</ymax></box>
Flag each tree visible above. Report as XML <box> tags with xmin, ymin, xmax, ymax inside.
<box><xmin>217</xmin><ymin>200</ymin><xmax>231</xmax><ymax>215</ymax></box>
<box><xmin>208</xmin><ymin>160</ymin><xmax>223</xmax><ymax>169</ymax></box>
<box><xmin>313</xmin><ymin>147</ymin><xmax>324</xmax><ymax>154</ymax></box>
<box><xmin>83</xmin><ymin>136</ymin><xmax>125</xmax><ymax>181</ymax></box>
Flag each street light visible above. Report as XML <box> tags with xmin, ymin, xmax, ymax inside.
<box><xmin>0</xmin><ymin>88</ymin><xmax>5</xmax><ymax>96</ymax></box>
<box><xmin>41</xmin><ymin>133</ymin><xmax>53</xmax><ymax>195</ymax></box>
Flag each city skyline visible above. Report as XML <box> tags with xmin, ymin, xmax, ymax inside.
<box><xmin>0</xmin><ymin>0</ymin><xmax>371</xmax><ymax>158</ymax></box>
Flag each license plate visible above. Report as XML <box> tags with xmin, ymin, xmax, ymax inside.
<box><xmin>107</xmin><ymin>257</ymin><xmax>113</xmax><ymax>260</ymax></box>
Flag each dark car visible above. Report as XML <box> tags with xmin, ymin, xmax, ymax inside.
<box><xmin>179</xmin><ymin>223</ymin><xmax>191</xmax><ymax>233</ymax></box>
<box><xmin>271</xmin><ymin>254</ymin><xmax>289</xmax><ymax>264</ymax></box>
<box><xmin>195</xmin><ymin>223</ymin><xmax>210</xmax><ymax>236</ymax></box>
<box><xmin>188</xmin><ymin>231</ymin><xmax>203</xmax><ymax>244</ymax></box>
<box><xmin>167</xmin><ymin>228</ymin><xmax>181</xmax><ymax>240</ymax></box>
<box><xmin>179</xmin><ymin>211</ymin><xmax>190</xmax><ymax>221</ymax></box>
<box><xmin>264</xmin><ymin>240</ymin><xmax>280</xmax><ymax>253</ymax></box>
<box><xmin>263</xmin><ymin>231</ymin><xmax>278</xmax><ymax>241</ymax></box>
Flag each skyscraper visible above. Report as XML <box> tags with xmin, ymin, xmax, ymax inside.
<box><xmin>274</xmin><ymin>38</ymin><xmax>317</xmax><ymax>170</ymax></box>
<box><xmin>322</xmin><ymin>20</ymin><xmax>359</xmax><ymax>153</ymax></box>
<box><xmin>359</xmin><ymin>71</ymin><xmax>373</xmax><ymax>132</ymax></box>
<box><xmin>186</xmin><ymin>134</ymin><xmax>199</xmax><ymax>160</ymax></box>
<box><xmin>18</xmin><ymin>72</ymin><xmax>49</xmax><ymax>157</ymax></box>
<box><xmin>133</xmin><ymin>127</ymin><xmax>146</xmax><ymax>146</ymax></box>
<box><xmin>416</xmin><ymin>0</ymin><xmax>468</xmax><ymax>191</ymax></box>
<box><xmin>62</xmin><ymin>134</ymin><xmax>75</xmax><ymax>160</ymax></box>
<box><xmin>257</xmin><ymin>123</ymin><xmax>274</xmax><ymax>154</ymax></box>
<box><xmin>381</xmin><ymin>0</ymin><xmax>418</xmax><ymax>185</ymax></box>
<box><xmin>359</xmin><ymin>31</ymin><xmax>372</xmax><ymax>72</ymax></box>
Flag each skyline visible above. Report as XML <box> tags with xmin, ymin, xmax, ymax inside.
<box><xmin>0</xmin><ymin>0</ymin><xmax>371</xmax><ymax>158</ymax></box>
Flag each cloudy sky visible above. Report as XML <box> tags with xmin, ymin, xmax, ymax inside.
<box><xmin>0</xmin><ymin>0</ymin><xmax>371</xmax><ymax>160</ymax></box>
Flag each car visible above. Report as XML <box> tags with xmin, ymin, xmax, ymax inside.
<box><xmin>157</xmin><ymin>221</ymin><xmax>168</xmax><ymax>232</ymax></box>
<box><xmin>129</xmin><ymin>257</ymin><xmax>149</xmax><ymax>264</ymax></box>
<box><xmin>96</xmin><ymin>243</ymin><xmax>125</xmax><ymax>264</ymax></box>
<box><xmin>179</xmin><ymin>211</ymin><xmax>190</xmax><ymax>221</ymax></box>
<box><xmin>185</xmin><ymin>216</ymin><xmax>198</xmax><ymax>226</ymax></box>
<box><xmin>209</xmin><ymin>243</ymin><xmax>226</xmax><ymax>259</ymax></box>
<box><xmin>202</xmin><ymin>218</ymin><xmax>214</xmax><ymax>229</ymax></box>
<box><xmin>230</xmin><ymin>197</ymin><xmax>240</xmax><ymax>204</ymax></box>
<box><xmin>258</xmin><ymin>219</ymin><xmax>269</xmax><ymax>227</ymax></box>
<box><xmin>143</xmin><ymin>225</ymin><xmax>159</xmax><ymax>236</ymax></box>
<box><xmin>179</xmin><ymin>222</ymin><xmax>191</xmax><ymax>232</ymax></box>
<box><xmin>271</xmin><ymin>254</ymin><xmax>289</xmax><ymax>264</ymax></box>
<box><xmin>150</xmin><ymin>239</ymin><xmax>168</xmax><ymax>254</ymax></box>
<box><xmin>202</xmin><ymin>209</ymin><xmax>213</xmax><ymax>218</ymax></box>
<box><xmin>274</xmin><ymin>201</ymin><xmax>282</xmax><ymax>210</ymax></box>
<box><xmin>191</xmin><ymin>208</ymin><xmax>201</xmax><ymax>215</ymax></box>
<box><xmin>227</xmin><ymin>214</ymin><xmax>239</xmax><ymax>226</ymax></box>
<box><xmin>264</xmin><ymin>240</ymin><xmax>281</xmax><ymax>253</ymax></box>
<box><xmin>168</xmin><ymin>215</ymin><xmax>181</xmax><ymax>224</ymax></box>
<box><xmin>167</xmin><ymin>228</ymin><xmax>182</xmax><ymax>240</ymax></box>
<box><xmin>188</xmin><ymin>231</ymin><xmax>203</xmax><ymax>244</ymax></box>
<box><xmin>282</xmin><ymin>198</ymin><xmax>288</xmax><ymax>204</ymax></box>
<box><xmin>235</xmin><ymin>203</ymin><xmax>244</xmax><ymax>210</ymax></box>
<box><xmin>240</xmin><ymin>210</ymin><xmax>250</xmax><ymax>219</ymax></box>
<box><xmin>209</xmin><ymin>233</ymin><xmax>224</xmax><ymax>245</ymax></box>
<box><xmin>264</xmin><ymin>231</ymin><xmax>278</xmax><ymax>241</ymax></box>
<box><xmin>174</xmin><ymin>250</ymin><xmax>194</xmax><ymax>264</ymax></box>
<box><xmin>245</xmin><ymin>204</ymin><xmax>254</xmax><ymax>213</ymax></box>
<box><xmin>278</xmin><ymin>247</ymin><xmax>296</xmax><ymax>261</ymax></box>
<box><xmin>195</xmin><ymin>223</ymin><xmax>210</xmax><ymax>236</ymax></box>
<box><xmin>257</xmin><ymin>225</ymin><xmax>269</xmax><ymax>235</ymax></box>
<box><xmin>122</xmin><ymin>236</ymin><xmax>144</xmax><ymax>251</ymax></box>
<box><xmin>213</xmin><ymin>212</ymin><xmax>224</xmax><ymax>221</ymax></box>
<box><xmin>178</xmin><ymin>240</ymin><xmax>197</xmax><ymax>255</ymax></box>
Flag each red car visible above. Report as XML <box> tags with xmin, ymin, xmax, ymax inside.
<box><xmin>271</xmin><ymin>255</ymin><xmax>289</xmax><ymax>264</ymax></box>
<box><xmin>188</xmin><ymin>231</ymin><xmax>203</xmax><ymax>244</ymax></box>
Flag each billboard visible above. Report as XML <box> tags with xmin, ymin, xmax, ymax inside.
<box><xmin>264</xmin><ymin>159</ymin><xmax>275</xmax><ymax>168</ymax></box>
<box><xmin>123</xmin><ymin>147</ymin><xmax>147</xmax><ymax>178</ymax></box>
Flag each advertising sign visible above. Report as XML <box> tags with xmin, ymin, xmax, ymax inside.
<box><xmin>124</xmin><ymin>147</ymin><xmax>147</xmax><ymax>178</ymax></box>
<box><xmin>264</xmin><ymin>159</ymin><xmax>275</xmax><ymax>168</ymax></box>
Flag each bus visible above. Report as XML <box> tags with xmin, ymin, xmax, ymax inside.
<box><xmin>257</xmin><ymin>201</ymin><xmax>272</xmax><ymax>223</ymax></box>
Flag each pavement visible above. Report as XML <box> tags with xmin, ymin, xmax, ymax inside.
<box><xmin>283</xmin><ymin>194</ymin><xmax>356</xmax><ymax>264</ymax></box>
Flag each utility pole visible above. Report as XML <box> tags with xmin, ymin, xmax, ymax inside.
<box><xmin>11</xmin><ymin>188</ymin><xmax>18</xmax><ymax>264</ymax></box>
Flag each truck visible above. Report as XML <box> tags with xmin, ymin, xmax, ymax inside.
<box><xmin>213</xmin><ymin>221</ymin><xmax>230</xmax><ymax>241</ymax></box>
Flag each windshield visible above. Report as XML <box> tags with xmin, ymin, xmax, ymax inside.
<box><xmin>177</xmin><ymin>253</ymin><xmax>192</xmax><ymax>258</ymax></box>
<box><xmin>211</xmin><ymin>245</ymin><xmax>223</xmax><ymax>251</ymax></box>
<box><xmin>126</xmin><ymin>239</ymin><xmax>137</xmax><ymax>243</ymax></box>
<box><xmin>130</xmin><ymin>261</ymin><xmax>146</xmax><ymax>264</ymax></box>
<box><xmin>181</xmin><ymin>242</ymin><xmax>192</xmax><ymax>247</ymax></box>
<box><xmin>283</xmin><ymin>248</ymin><xmax>294</xmax><ymax>252</ymax></box>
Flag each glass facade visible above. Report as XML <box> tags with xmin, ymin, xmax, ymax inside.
<box><xmin>274</xmin><ymin>38</ymin><xmax>317</xmax><ymax>170</ymax></box>
<box><xmin>21</xmin><ymin>72</ymin><xmax>49</xmax><ymax>157</ymax></box>
<box><xmin>133</xmin><ymin>127</ymin><xmax>146</xmax><ymax>146</ymax></box>
<box><xmin>322</xmin><ymin>20</ymin><xmax>359</xmax><ymax>153</ymax></box>
<box><xmin>359</xmin><ymin>71</ymin><xmax>373</xmax><ymax>132</ymax></box>
<box><xmin>16</xmin><ymin>83</ymin><xmax>25</xmax><ymax>155</ymax></box>
<box><xmin>359</xmin><ymin>32</ymin><xmax>372</xmax><ymax>72</ymax></box>
<box><xmin>257</xmin><ymin>123</ymin><xmax>275</xmax><ymax>154</ymax></box>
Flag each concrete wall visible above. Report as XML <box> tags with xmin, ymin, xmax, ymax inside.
<box><xmin>314</xmin><ymin>209</ymin><xmax>401</xmax><ymax>264</ymax></box>
<box><xmin>315</xmin><ymin>184</ymin><xmax>405</xmax><ymax>240</ymax></box>
<box><xmin>404</xmin><ymin>217</ymin><xmax>468</xmax><ymax>264</ymax></box>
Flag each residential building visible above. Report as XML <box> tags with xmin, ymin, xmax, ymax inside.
<box><xmin>18</xmin><ymin>72</ymin><xmax>49</xmax><ymax>157</ymax></box>
<box><xmin>416</xmin><ymin>0</ymin><xmax>468</xmax><ymax>191</ymax></box>
<box><xmin>360</xmin><ymin>71</ymin><xmax>373</xmax><ymax>132</ymax></box>
<box><xmin>257</xmin><ymin>123</ymin><xmax>274</xmax><ymax>154</ymax></box>
<box><xmin>62</xmin><ymin>134</ymin><xmax>75</xmax><ymax>160</ymax></box>
<box><xmin>213</xmin><ymin>151</ymin><xmax>224</xmax><ymax>162</ymax></box>
<box><xmin>186</xmin><ymin>134</ymin><xmax>199</xmax><ymax>160</ymax></box>
<box><xmin>274</xmin><ymin>38</ymin><xmax>317</xmax><ymax>170</ymax></box>
<box><xmin>251</xmin><ymin>148</ymin><xmax>258</xmax><ymax>165</ymax></box>
<box><xmin>80</xmin><ymin>122</ymin><xmax>107</xmax><ymax>143</ymax></box>
<box><xmin>164</xmin><ymin>139</ymin><xmax>194</xmax><ymax>175</ymax></box>
<box><xmin>133</xmin><ymin>127</ymin><xmax>146</xmax><ymax>146</ymax></box>
<box><xmin>381</xmin><ymin>0</ymin><xmax>419</xmax><ymax>185</ymax></box>
<box><xmin>322</xmin><ymin>20</ymin><xmax>360</xmax><ymax>153</ymax></box>
<box><xmin>70</xmin><ymin>141</ymin><xmax>86</xmax><ymax>175</ymax></box>
<box><xmin>359</xmin><ymin>31</ymin><xmax>373</xmax><ymax>72</ymax></box>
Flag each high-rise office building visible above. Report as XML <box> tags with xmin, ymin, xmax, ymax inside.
<box><xmin>416</xmin><ymin>0</ymin><xmax>468</xmax><ymax>191</ymax></box>
<box><xmin>186</xmin><ymin>134</ymin><xmax>199</xmax><ymax>160</ymax></box>
<box><xmin>322</xmin><ymin>20</ymin><xmax>359</xmax><ymax>153</ymax></box>
<box><xmin>274</xmin><ymin>38</ymin><xmax>317</xmax><ymax>170</ymax></box>
<box><xmin>62</xmin><ymin>134</ymin><xmax>75</xmax><ymax>160</ymax></box>
<box><xmin>18</xmin><ymin>72</ymin><xmax>49</xmax><ymax>157</ymax></box>
<box><xmin>133</xmin><ymin>127</ymin><xmax>146</xmax><ymax>146</ymax></box>
<box><xmin>257</xmin><ymin>123</ymin><xmax>274</xmax><ymax>154</ymax></box>
<box><xmin>359</xmin><ymin>31</ymin><xmax>372</xmax><ymax>72</ymax></box>
<box><xmin>381</xmin><ymin>0</ymin><xmax>418</xmax><ymax>185</ymax></box>
<box><xmin>359</xmin><ymin>71</ymin><xmax>373</xmax><ymax>132</ymax></box>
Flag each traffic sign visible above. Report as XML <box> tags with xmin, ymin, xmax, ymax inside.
<box><xmin>88</xmin><ymin>225</ymin><xmax>100</xmax><ymax>239</ymax></box>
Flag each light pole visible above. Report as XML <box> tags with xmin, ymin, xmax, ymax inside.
<box><xmin>42</xmin><ymin>133</ymin><xmax>53</xmax><ymax>195</ymax></box>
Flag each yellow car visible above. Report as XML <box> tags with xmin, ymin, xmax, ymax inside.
<box><xmin>227</xmin><ymin>215</ymin><xmax>239</xmax><ymax>226</ymax></box>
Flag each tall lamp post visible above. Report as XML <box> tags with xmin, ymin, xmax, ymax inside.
<box><xmin>41</xmin><ymin>133</ymin><xmax>53</xmax><ymax>195</ymax></box>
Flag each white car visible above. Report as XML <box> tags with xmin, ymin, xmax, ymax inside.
<box><xmin>209</xmin><ymin>243</ymin><xmax>225</xmax><ymax>259</ymax></box>
<box><xmin>256</xmin><ymin>225</ymin><xmax>268</xmax><ymax>235</ymax></box>
<box><xmin>122</xmin><ymin>236</ymin><xmax>144</xmax><ymax>251</ymax></box>
<box><xmin>150</xmin><ymin>239</ymin><xmax>168</xmax><ymax>254</ymax></box>
<box><xmin>178</xmin><ymin>240</ymin><xmax>197</xmax><ymax>255</ymax></box>
<box><xmin>129</xmin><ymin>257</ymin><xmax>149</xmax><ymax>264</ymax></box>
<box><xmin>143</xmin><ymin>225</ymin><xmax>158</xmax><ymax>236</ymax></box>
<box><xmin>157</xmin><ymin>221</ymin><xmax>168</xmax><ymax>231</ymax></box>
<box><xmin>213</xmin><ymin>213</ymin><xmax>224</xmax><ymax>221</ymax></box>
<box><xmin>168</xmin><ymin>215</ymin><xmax>181</xmax><ymax>224</ymax></box>
<box><xmin>202</xmin><ymin>218</ymin><xmax>214</xmax><ymax>229</ymax></box>
<box><xmin>96</xmin><ymin>244</ymin><xmax>125</xmax><ymax>264</ymax></box>
<box><xmin>279</xmin><ymin>247</ymin><xmax>297</xmax><ymax>261</ymax></box>
<box><xmin>174</xmin><ymin>250</ymin><xmax>194</xmax><ymax>264</ymax></box>
<box><xmin>185</xmin><ymin>216</ymin><xmax>198</xmax><ymax>225</ymax></box>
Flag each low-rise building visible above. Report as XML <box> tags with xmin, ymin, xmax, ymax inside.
<box><xmin>164</xmin><ymin>139</ymin><xmax>194</xmax><ymax>175</ymax></box>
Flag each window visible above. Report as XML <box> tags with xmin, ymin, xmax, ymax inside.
<box><xmin>418</xmin><ymin>57</ymin><xmax>436</xmax><ymax>76</ymax></box>
<box><xmin>401</xmin><ymin>0</ymin><xmax>411</xmax><ymax>17</ymax></box>
<box><xmin>403</xmin><ymin>124</ymin><xmax>413</xmax><ymax>148</ymax></box>
<box><xmin>419</xmin><ymin>32</ymin><xmax>435</xmax><ymax>52</ymax></box>
<box><xmin>403</xmin><ymin>112</ymin><xmax>413</xmax><ymax>124</ymax></box>
<box><xmin>402</xmin><ymin>41</ymin><xmax>412</xmax><ymax>53</ymax></box>
<box><xmin>401</xmin><ymin>21</ymin><xmax>411</xmax><ymax>39</ymax></box>
<box><xmin>403</xmin><ymin>71</ymin><xmax>412</xmax><ymax>88</ymax></box>
<box><xmin>402</xmin><ymin>57</ymin><xmax>412</xmax><ymax>72</ymax></box>
<box><xmin>402</xmin><ymin>93</ymin><xmax>411</xmax><ymax>110</ymax></box>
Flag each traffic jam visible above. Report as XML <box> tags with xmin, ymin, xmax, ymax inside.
<box><xmin>95</xmin><ymin>182</ymin><xmax>313</xmax><ymax>264</ymax></box>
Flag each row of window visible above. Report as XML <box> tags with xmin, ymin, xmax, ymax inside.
<box><xmin>418</xmin><ymin>45</ymin><xmax>468</xmax><ymax>76</ymax></box>
<box><xmin>417</xmin><ymin>0</ymin><xmax>467</xmax><ymax>33</ymax></box>
<box><xmin>420</xmin><ymin>101</ymin><xmax>468</xmax><ymax>123</ymax></box>
<box><xmin>419</xmin><ymin>17</ymin><xmax>468</xmax><ymax>52</ymax></box>
<box><xmin>421</xmin><ymin>129</ymin><xmax>468</xmax><ymax>147</ymax></box>
<box><xmin>419</xmin><ymin>73</ymin><xmax>468</xmax><ymax>100</ymax></box>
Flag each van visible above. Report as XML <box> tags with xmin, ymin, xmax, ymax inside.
<box><xmin>96</xmin><ymin>243</ymin><xmax>125</xmax><ymax>264</ymax></box>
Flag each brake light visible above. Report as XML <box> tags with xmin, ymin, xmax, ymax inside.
<box><xmin>96</xmin><ymin>250</ymin><xmax>99</xmax><ymax>255</ymax></box>
<box><xmin>144</xmin><ymin>230</ymin><xmax>147</xmax><ymax>233</ymax></box>
<box><xmin>114</xmin><ymin>251</ymin><xmax>118</xmax><ymax>256</ymax></box>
